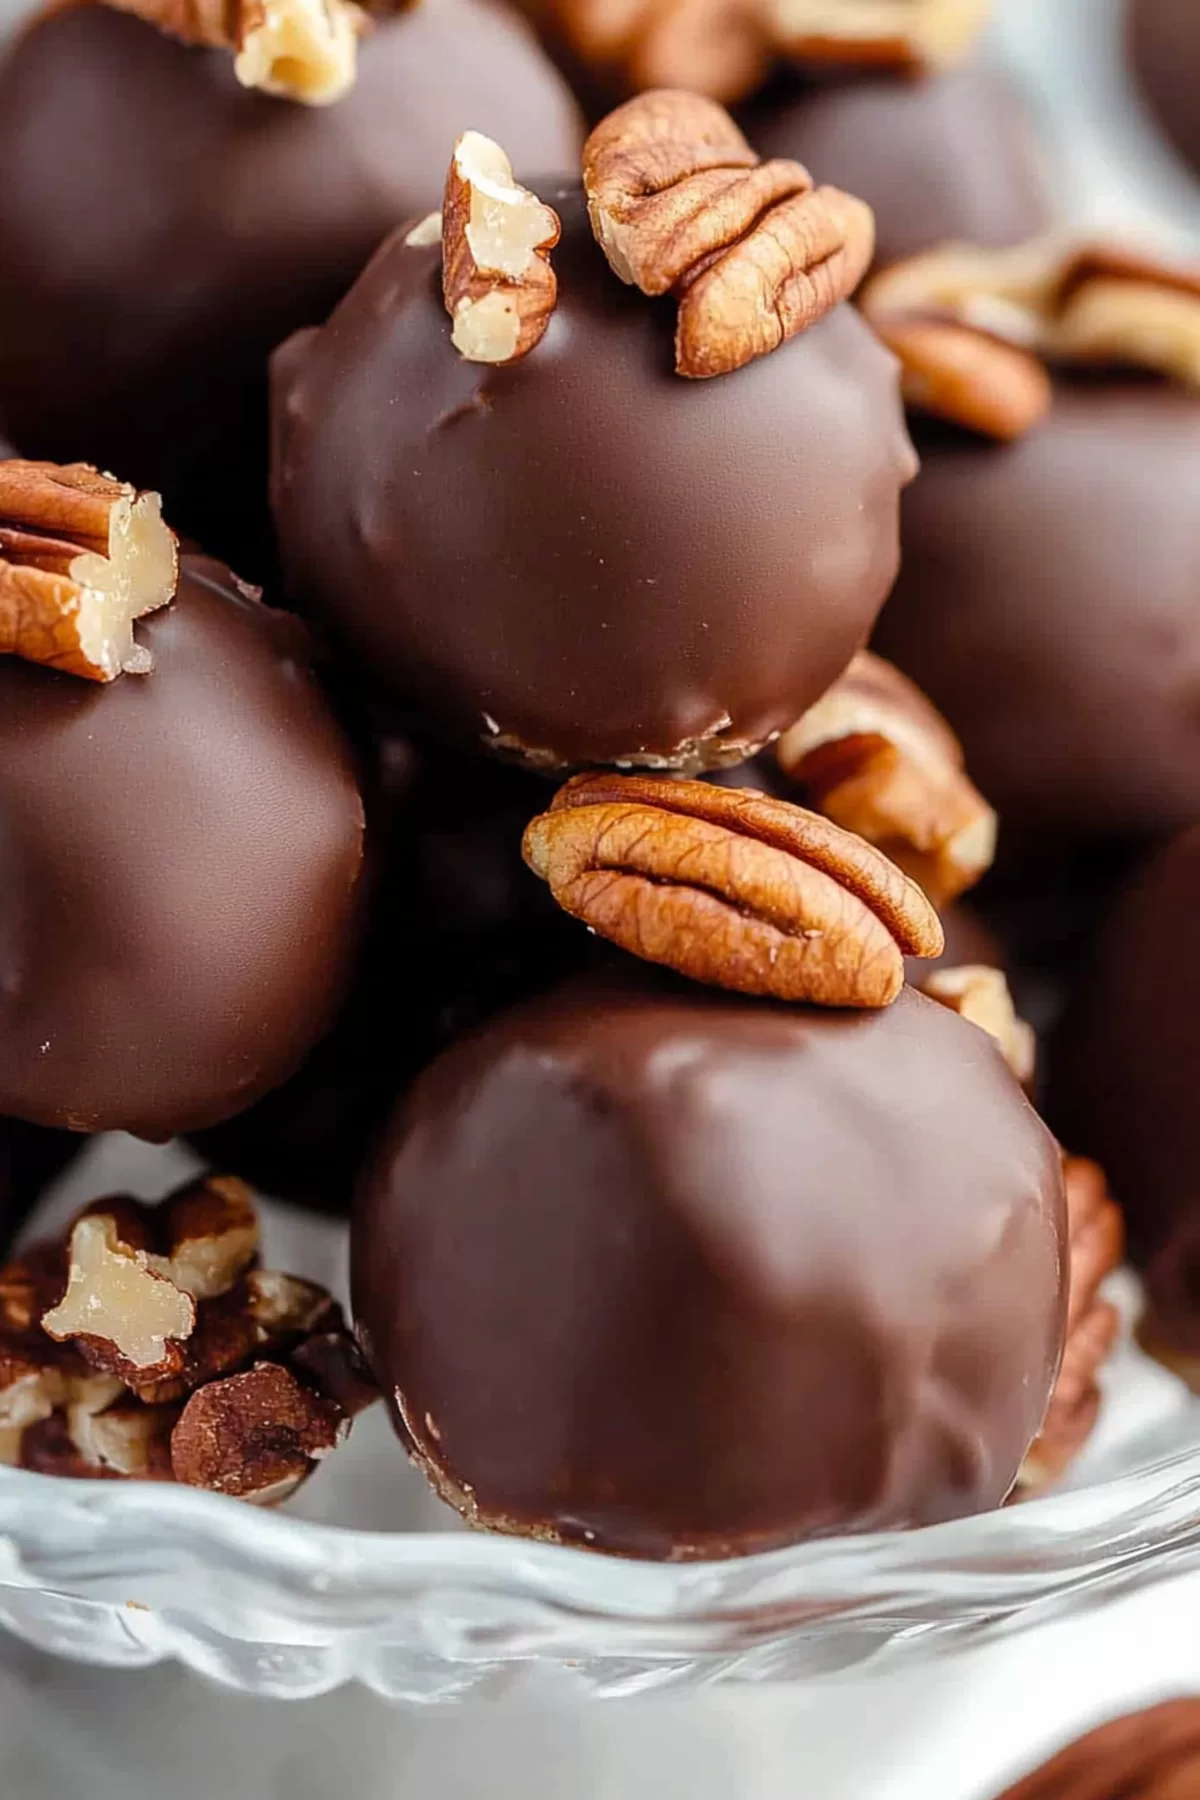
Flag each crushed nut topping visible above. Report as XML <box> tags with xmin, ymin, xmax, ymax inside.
<box><xmin>524</xmin><ymin>770</ymin><xmax>943</xmax><ymax>1006</ymax></box>
<box><xmin>0</xmin><ymin>461</ymin><xmax>178</xmax><ymax>682</ymax></box>
<box><xmin>102</xmin><ymin>0</ymin><xmax>372</xmax><ymax>104</ymax></box>
<box><xmin>920</xmin><ymin>966</ymin><xmax>1036</xmax><ymax>1086</ymax></box>
<box><xmin>583</xmin><ymin>90</ymin><xmax>875</xmax><ymax>377</ymax></box>
<box><xmin>776</xmin><ymin>651</ymin><xmax>996</xmax><ymax>907</ymax></box>
<box><xmin>441</xmin><ymin>133</ymin><xmax>561</xmax><ymax>366</ymax></box>
<box><xmin>171</xmin><ymin>1362</ymin><xmax>345</xmax><ymax>1503</ymax></box>
<box><xmin>41</xmin><ymin>1213</ymin><xmax>197</xmax><ymax>1378</ymax></box>
<box><xmin>862</xmin><ymin>235</ymin><xmax>1200</xmax><ymax>438</ymax></box>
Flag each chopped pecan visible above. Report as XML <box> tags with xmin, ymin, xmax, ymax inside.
<box><xmin>171</xmin><ymin>1363</ymin><xmax>345</xmax><ymax>1503</ymax></box>
<box><xmin>862</xmin><ymin>236</ymin><xmax>1200</xmax><ymax>437</ymax></box>
<box><xmin>921</xmin><ymin>967</ymin><xmax>1036</xmax><ymax>1085</ymax></box>
<box><xmin>41</xmin><ymin>1212</ymin><xmax>197</xmax><ymax>1381</ymax></box>
<box><xmin>0</xmin><ymin>460</ymin><xmax>177</xmax><ymax>682</ymax></box>
<box><xmin>146</xmin><ymin>1176</ymin><xmax>260</xmax><ymax>1303</ymax></box>
<box><xmin>583</xmin><ymin>90</ymin><xmax>875</xmax><ymax>378</ymax></box>
<box><xmin>1017</xmin><ymin>1157</ymin><xmax>1123</xmax><ymax>1494</ymax></box>
<box><xmin>67</xmin><ymin>1398</ymin><xmax>178</xmax><ymax>1479</ymax></box>
<box><xmin>761</xmin><ymin>0</ymin><xmax>992</xmax><ymax>72</ymax></box>
<box><xmin>991</xmin><ymin>1699</ymin><xmax>1200</xmax><ymax>1799</ymax></box>
<box><xmin>441</xmin><ymin>133</ymin><xmax>561</xmax><ymax>366</ymax></box>
<box><xmin>775</xmin><ymin>651</ymin><xmax>996</xmax><ymax>906</ymax></box>
<box><xmin>102</xmin><ymin>0</ymin><xmax>371</xmax><ymax>104</ymax></box>
<box><xmin>130</xmin><ymin>1269</ymin><xmax>341</xmax><ymax>1405</ymax></box>
<box><xmin>523</xmin><ymin>771</ymin><xmax>943</xmax><ymax>1006</ymax></box>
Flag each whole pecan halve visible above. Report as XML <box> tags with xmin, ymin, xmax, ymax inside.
<box><xmin>583</xmin><ymin>90</ymin><xmax>875</xmax><ymax>378</ymax></box>
<box><xmin>993</xmin><ymin>1699</ymin><xmax>1200</xmax><ymax>1799</ymax></box>
<box><xmin>776</xmin><ymin>650</ymin><xmax>996</xmax><ymax>906</ymax></box>
<box><xmin>523</xmin><ymin>772</ymin><xmax>943</xmax><ymax>1006</ymax></box>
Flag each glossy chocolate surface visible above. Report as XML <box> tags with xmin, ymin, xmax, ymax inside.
<box><xmin>745</xmin><ymin>64</ymin><xmax>1052</xmax><ymax>271</ymax></box>
<box><xmin>272</xmin><ymin>187</ymin><xmax>915</xmax><ymax>769</ymax></box>
<box><xmin>1128</xmin><ymin>0</ymin><xmax>1200</xmax><ymax>176</ymax></box>
<box><xmin>0</xmin><ymin>557</ymin><xmax>365</xmax><ymax>1139</ymax></box>
<box><xmin>874</xmin><ymin>382</ymin><xmax>1200</xmax><ymax>847</ymax></box>
<box><xmin>0</xmin><ymin>0</ymin><xmax>582</xmax><ymax>574</ymax></box>
<box><xmin>355</xmin><ymin>972</ymin><xmax>1066</xmax><ymax>1558</ymax></box>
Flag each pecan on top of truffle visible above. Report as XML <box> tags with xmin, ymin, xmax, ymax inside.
<box><xmin>100</xmin><ymin>0</ymin><xmax>387</xmax><ymax>103</ymax></box>
<box><xmin>583</xmin><ymin>90</ymin><xmax>876</xmax><ymax>377</ymax></box>
<box><xmin>437</xmin><ymin>132</ymin><xmax>562</xmax><ymax>366</ymax></box>
<box><xmin>861</xmin><ymin>235</ymin><xmax>1200</xmax><ymax>439</ymax></box>
<box><xmin>523</xmin><ymin>770</ymin><xmax>943</xmax><ymax>1006</ymax></box>
<box><xmin>0</xmin><ymin>460</ymin><xmax>178</xmax><ymax>682</ymax></box>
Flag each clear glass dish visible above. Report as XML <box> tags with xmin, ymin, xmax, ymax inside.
<box><xmin>0</xmin><ymin>1137</ymin><xmax>1199</xmax><ymax>1700</ymax></box>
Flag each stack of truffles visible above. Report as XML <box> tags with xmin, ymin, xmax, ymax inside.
<box><xmin>0</xmin><ymin>0</ymin><xmax>1194</xmax><ymax>1561</ymax></box>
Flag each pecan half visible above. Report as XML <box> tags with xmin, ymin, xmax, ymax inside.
<box><xmin>583</xmin><ymin>90</ymin><xmax>875</xmax><ymax>378</ymax></box>
<box><xmin>102</xmin><ymin>0</ymin><xmax>372</xmax><ymax>104</ymax></box>
<box><xmin>862</xmin><ymin>236</ymin><xmax>1200</xmax><ymax>438</ymax></box>
<box><xmin>775</xmin><ymin>651</ymin><xmax>996</xmax><ymax>906</ymax></box>
<box><xmin>992</xmin><ymin>1699</ymin><xmax>1200</xmax><ymax>1799</ymax></box>
<box><xmin>760</xmin><ymin>0</ymin><xmax>992</xmax><ymax>73</ymax></box>
<box><xmin>1017</xmin><ymin>1157</ymin><xmax>1123</xmax><ymax>1494</ymax></box>
<box><xmin>0</xmin><ymin>461</ymin><xmax>178</xmax><ymax>682</ymax></box>
<box><xmin>921</xmin><ymin>966</ymin><xmax>1036</xmax><ymax>1085</ymax></box>
<box><xmin>523</xmin><ymin>771</ymin><xmax>943</xmax><ymax>1005</ymax></box>
<box><xmin>442</xmin><ymin>133</ymin><xmax>561</xmax><ymax>366</ymax></box>
<box><xmin>171</xmin><ymin>1363</ymin><xmax>345</xmax><ymax>1504</ymax></box>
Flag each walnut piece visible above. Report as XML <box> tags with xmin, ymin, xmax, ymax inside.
<box><xmin>921</xmin><ymin>966</ymin><xmax>1036</xmax><ymax>1085</ymax></box>
<box><xmin>862</xmin><ymin>235</ymin><xmax>1200</xmax><ymax>438</ymax></box>
<box><xmin>762</xmin><ymin>0</ymin><xmax>991</xmax><ymax>71</ymax></box>
<box><xmin>0</xmin><ymin>460</ymin><xmax>178</xmax><ymax>682</ymax></box>
<box><xmin>41</xmin><ymin>1214</ymin><xmax>196</xmax><ymax>1378</ymax></box>
<box><xmin>776</xmin><ymin>651</ymin><xmax>996</xmax><ymax>906</ymax></box>
<box><xmin>171</xmin><ymin>1363</ymin><xmax>345</xmax><ymax>1503</ymax></box>
<box><xmin>583</xmin><ymin>90</ymin><xmax>875</xmax><ymax>377</ymax></box>
<box><xmin>103</xmin><ymin>0</ymin><xmax>370</xmax><ymax>103</ymax></box>
<box><xmin>441</xmin><ymin>133</ymin><xmax>561</xmax><ymax>366</ymax></box>
<box><xmin>524</xmin><ymin>770</ymin><xmax>943</xmax><ymax>1006</ymax></box>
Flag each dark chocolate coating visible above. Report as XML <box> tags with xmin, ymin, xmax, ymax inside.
<box><xmin>0</xmin><ymin>556</ymin><xmax>365</xmax><ymax>1139</ymax></box>
<box><xmin>0</xmin><ymin>0</ymin><xmax>582</xmax><ymax>575</ymax></box>
<box><xmin>271</xmin><ymin>188</ymin><xmax>915</xmax><ymax>769</ymax></box>
<box><xmin>1128</xmin><ymin>0</ymin><xmax>1200</xmax><ymax>177</ymax></box>
<box><xmin>874</xmin><ymin>382</ymin><xmax>1200</xmax><ymax>848</ymax></box>
<box><xmin>745</xmin><ymin>64</ymin><xmax>1053</xmax><ymax>271</ymax></box>
<box><xmin>355</xmin><ymin>973</ymin><xmax>1066</xmax><ymax>1558</ymax></box>
<box><xmin>1048</xmin><ymin>829</ymin><xmax>1200</xmax><ymax>1338</ymax></box>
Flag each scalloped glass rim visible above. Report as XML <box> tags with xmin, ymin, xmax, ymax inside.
<box><xmin>2</xmin><ymin>1437</ymin><xmax>1200</xmax><ymax>1699</ymax></box>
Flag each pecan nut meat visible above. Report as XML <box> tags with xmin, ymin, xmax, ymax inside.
<box><xmin>775</xmin><ymin>650</ymin><xmax>996</xmax><ymax>906</ymax></box>
<box><xmin>921</xmin><ymin>966</ymin><xmax>1036</xmax><ymax>1086</ymax></box>
<box><xmin>583</xmin><ymin>90</ymin><xmax>875</xmax><ymax>377</ymax></box>
<box><xmin>102</xmin><ymin>0</ymin><xmax>375</xmax><ymax>104</ymax></box>
<box><xmin>761</xmin><ymin>0</ymin><xmax>992</xmax><ymax>72</ymax></box>
<box><xmin>441</xmin><ymin>133</ymin><xmax>561</xmax><ymax>366</ymax></box>
<box><xmin>0</xmin><ymin>460</ymin><xmax>178</xmax><ymax>682</ymax></box>
<box><xmin>523</xmin><ymin>771</ymin><xmax>943</xmax><ymax>1006</ymax></box>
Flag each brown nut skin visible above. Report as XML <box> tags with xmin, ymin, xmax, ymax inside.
<box><xmin>0</xmin><ymin>0</ymin><xmax>582</xmax><ymax>578</ymax></box>
<box><xmin>272</xmin><ymin>185</ymin><xmax>915</xmax><ymax>770</ymax></box>
<box><xmin>743</xmin><ymin>63</ymin><xmax>1053</xmax><ymax>273</ymax></box>
<box><xmin>992</xmin><ymin>1699</ymin><xmax>1200</xmax><ymax>1800</ymax></box>
<box><xmin>353</xmin><ymin>968</ymin><xmax>1067</xmax><ymax>1560</ymax></box>
<box><xmin>0</xmin><ymin>555</ymin><xmax>365</xmax><ymax>1139</ymax></box>
<box><xmin>874</xmin><ymin>383</ymin><xmax>1200</xmax><ymax>852</ymax></box>
<box><xmin>1129</xmin><ymin>0</ymin><xmax>1200</xmax><ymax>181</ymax></box>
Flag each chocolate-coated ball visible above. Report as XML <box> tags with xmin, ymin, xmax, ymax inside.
<box><xmin>0</xmin><ymin>0</ymin><xmax>582</xmax><ymax>575</ymax></box>
<box><xmin>354</xmin><ymin>972</ymin><xmax>1066</xmax><ymax>1558</ymax></box>
<box><xmin>0</xmin><ymin>557</ymin><xmax>365</xmax><ymax>1139</ymax></box>
<box><xmin>874</xmin><ymin>383</ymin><xmax>1200</xmax><ymax>849</ymax></box>
<box><xmin>272</xmin><ymin>188</ymin><xmax>915</xmax><ymax>770</ymax></box>
<box><xmin>745</xmin><ymin>65</ymin><xmax>1053</xmax><ymax>271</ymax></box>
<box><xmin>1129</xmin><ymin>0</ymin><xmax>1200</xmax><ymax>177</ymax></box>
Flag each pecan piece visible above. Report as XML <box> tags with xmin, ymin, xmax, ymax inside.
<box><xmin>41</xmin><ymin>1212</ymin><xmax>197</xmax><ymax>1381</ymax></box>
<box><xmin>442</xmin><ymin>133</ymin><xmax>561</xmax><ymax>366</ymax></box>
<box><xmin>0</xmin><ymin>460</ymin><xmax>178</xmax><ymax>682</ymax></box>
<box><xmin>171</xmin><ymin>1362</ymin><xmax>345</xmax><ymax>1503</ymax></box>
<box><xmin>583</xmin><ymin>90</ymin><xmax>875</xmax><ymax>377</ymax></box>
<box><xmin>102</xmin><ymin>0</ymin><xmax>371</xmax><ymax>104</ymax></box>
<box><xmin>761</xmin><ymin>0</ymin><xmax>992</xmax><ymax>72</ymax></box>
<box><xmin>921</xmin><ymin>967</ymin><xmax>1035</xmax><ymax>1085</ymax></box>
<box><xmin>992</xmin><ymin>1698</ymin><xmax>1200</xmax><ymax>1798</ymax></box>
<box><xmin>870</xmin><ymin>314</ymin><xmax>1052</xmax><ymax>440</ymax></box>
<box><xmin>776</xmin><ymin>651</ymin><xmax>996</xmax><ymax>906</ymax></box>
<box><xmin>523</xmin><ymin>771</ymin><xmax>943</xmax><ymax>1006</ymax></box>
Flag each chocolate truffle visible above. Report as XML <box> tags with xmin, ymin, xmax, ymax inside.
<box><xmin>0</xmin><ymin>0</ymin><xmax>582</xmax><ymax>575</ymax></box>
<box><xmin>0</xmin><ymin>555</ymin><xmax>365</xmax><ymax>1139</ymax></box>
<box><xmin>745</xmin><ymin>64</ymin><xmax>1053</xmax><ymax>271</ymax></box>
<box><xmin>272</xmin><ymin>182</ymin><xmax>915</xmax><ymax>769</ymax></box>
<box><xmin>354</xmin><ymin>972</ymin><xmax>1066</xmax><ymax>1558</ymax></box>
<box><xmin>874</xmin><ymin>382</ymin><xmax>1200</xmax><ymax>850</ymax></box>
<box><xmin>1048</xmin><ymin>828</ymin><xmax>1200</xmax><ymax>1355</ymax></box>
<box><xmin>1129</xmin><ymin>0</ymin><xmax>1200</xmax><ymax>178</ymax></box>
